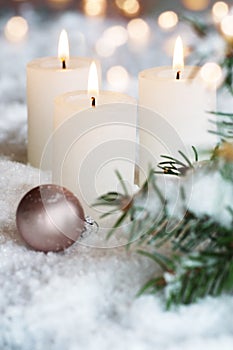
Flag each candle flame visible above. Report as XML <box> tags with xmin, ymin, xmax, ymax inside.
<box><xmin>173</xmin><ymin>36</ymin><xmax>184</xmax><ymax>73</ymax></box>
<box><xmin>88</xmin><ymin>61</ymin><xmax>99</xmax><ymax>99</ymax></box>
<box><xmin>58</xmin><ymin>29</ymin><xmax>69</xmax><ymax>63</ymax></box>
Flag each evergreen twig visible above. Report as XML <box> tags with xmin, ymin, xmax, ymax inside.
<box><xmin>98</xmin><ymin>143</ymin><xmax>233</xmax><ymax>308</ymax></box>
<box><xmin>155</xmin><ymin>146</ymin><xmax>198</xmax><ymax>176</ymax></box>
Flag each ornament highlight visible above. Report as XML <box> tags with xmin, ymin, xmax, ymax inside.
<box><xmin>16</xmin><ymin>185</ymin><xmax>85</xmax><ymax>252</ymax></box>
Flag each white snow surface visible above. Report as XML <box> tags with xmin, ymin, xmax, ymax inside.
<box><xmin>0</xmin><ymin>9</ymin><xmax>233</xmax><ymax>350</ymax></box>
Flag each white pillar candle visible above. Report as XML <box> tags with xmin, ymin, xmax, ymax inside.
<box><xmin>50</xmin><ymin>63</ymin><xmax>137</xmax><ymax>221</ymax></box>
<box><xmin>52</xmin><ymin>94</ymin><xmax>136</xmax><ymax>222</ymax></box>
<box><xmin>138</xmin><ymin>36</ymin><xmax>216</xmax><ymax>184</ymax></box>
<box><xmin>27</xmin><ymin>30</ymin><xmax>101</xmax><ymax>169</ymax></box>
<box><xmin>54</xmin><ymin>90</ymin><xmax>136</xmax><ymax>128</ymax></box>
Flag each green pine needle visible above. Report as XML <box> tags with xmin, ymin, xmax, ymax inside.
<box><xmin>155</xmin><ymin>146</ymin><xmax>198</xmax><ymax>176</ymax></box>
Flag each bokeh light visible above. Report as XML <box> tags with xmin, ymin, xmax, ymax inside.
<box><xmin>182</xmin><ymin>0</ymin><xmax>210</xmax><ymax>11</ymax></box>
<box><xmin>48</xmin><ymin>0</ymin><xmax>72</xmax><ymax>9</ymax></box>
<box><xmin>123</xmin><ymin>0</ymin><xmax>140</xmax><ymax>16</ymax></box>
<box><xmin>103</xmin><ymin>26</ymin><xmax>128</xmax><ymax>47</ymax></box>
<box><xmin>107</xmin><ymin>66</ymin><xmax>130</xmax><ymax>91</ymax></box>
<box><xmin>200</xmin><ymin>62</ymin><xmax>223</xmax><ymax>88</ymax></box>
<box><xmin>158</xmin><ymin>11</ymin><xmax>178</xmax><ymax>30</ymax></box>
<box><xmin>115</xmin><ymin>0</ymin><xmax>140</xmax><ymax>17</ymax></box>
<box><xmin>95</xmin><ymin>25</ymin><xmax>128</xmax><ymax>57</ymax></box>
<box><xmin>115</xmin><ymin>0</ymin><xmax>125</xmax><ymax>8</ymax></box>
<box><xmin>220</xmin><ymin>15</ymin><xmax>233</xmax><ymax>38</ymax></box>
<box><xmin>212</xmin><ymin>2</ymin><xmax>229</xmax><ymax>23</ymax></box>
<box><xmin>83</xmin><ymin>0</ymin><xmax>107</xmax><ymax>17</ymax></box>
<box><xmin>127</xmin><ymin>18</ymin><xmax>150</xmax><ymax>45</ymax></box>
<box><xmin>4</xmin><ymin>16</ymin><xmax>29</xmax><ymax>43</ymax></box>
<box><xmin>95</xmin><ymin>38</ymin><xmax>116</xmax><ymax>57</ymax></box>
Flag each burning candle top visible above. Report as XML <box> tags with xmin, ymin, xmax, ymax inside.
<box><xmin>58</xmin><ymin>29</ymin><xmax>70</xmax><ymax>70</ymax></box>
<box><xmin>52</xmin><ymin>61</ymin><xmax>137</xmax><ymax>222</ymax></box>
<box><xmin>173</xmin><ymin>36</ymin><xmax>184</xmax><ymax>80</ymax></box>
<box><xmin>138</xmin><ymin>35</ymin><xmax>217</xmax><ymax>184</ymax></box>
<box><xmin>54</xmin><ymin>61</ymin><xmax>136</xmax><ymax>128</ymax></box>
<box><xmin>27</xmin><ymin>30</ymin><xmax>101</xmax><ymax>169</ymax></box>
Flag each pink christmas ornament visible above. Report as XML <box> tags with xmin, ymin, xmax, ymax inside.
<box><xmin>16</xmin><ymin>184</ymin><xmax>85</xmax><ymax>252</ymax></box>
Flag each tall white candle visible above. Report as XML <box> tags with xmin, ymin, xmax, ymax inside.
<box><xmin>51</xmin><ymin>63</ymin><xmax>137</xmax><ymax>222</ymax></box>
<box><xmin>138</xmin><ymin>36</ymin><xmax>216</xmax><ymax>184</ymax></box>
<box><xmin>27</xmin><ymin>30</ymin><xmax>101</xmax><ymax>169</ymax></box>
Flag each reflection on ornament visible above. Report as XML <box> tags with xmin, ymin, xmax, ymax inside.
<box><xmin>16</xmin><ymin>185</ymin><xmax>85</xmax><ymax>252</ymax></box>
<box><xmin>107</xmin><ymin>66</ymin><xmax>130</xmax><ymax>91</ymax></box>
<box><xmin>158</xmin><ymin>11</ymin><xmax>178</xmax><ymax>30</ymax></box>
<box><xmin>4</xmin><ymin>16</ymin><xmax>28</xmax><ymax>43</ymax></box>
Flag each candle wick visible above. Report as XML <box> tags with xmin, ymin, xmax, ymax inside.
<box><xmin>91</xmin><ymin>97</ymin><xmax>96</xmax><ymax>108</ymax></box>
<box><xmin>62</xmin><ymin>59</ymin><xmax>66</xmax><ymax>70</ymax></box>
<box><xmin>176</xmin><ymin>70</ymin><xmax>181</xmax><ymax>80</ymax></box>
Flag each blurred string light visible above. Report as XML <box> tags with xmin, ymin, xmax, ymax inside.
<box><xmin>83</xmin><ymin>0</ymin><xmax>107</xmax><ymax>17</ymax></box>
<box><xmin>200</xmin><ymin>62</ymin><xmax>223</xmax><ymax>88</ymax></box>
<box><xmin>103</xmin><ymin>26</ymin><xmax>128</xmax><ymax>46</ymax></box>
<box><xmin>158</xmin><ymin>11</ymin><xmax>178</xmax><ymax>30</ymax></box>
<box><xmin>127</xmin><ymin>18</ymin><xmax>150</xmax><ymax>47</ymax></box>
<box><xmin>95</xmin><ymin>38</ymin><xmax>115</xmax><ymax>57</ymax></box>
<box><xmin>95</xmin><ymin>25</ymin><xmax>128</xmax><ymax>57</ymax></box>
<box><xmin>115</xmin><ymin>0</ymin><xmax>140</xmax><ymax>17</ymax></box>
<box><xmin>182</xmin><ymin>0</ymin><xmax>210</xmax><ymax>11</ymax></box>
<box><xmin>220</xmin><ymin>15</ymin><xmax>233</xmax><ymax>40</ymax></box>
<box><xmin>4</xmin><ymin>16</ymin><xmax>28</xmax><ymax>43</ymax></box>
<box><xmin>107</xmin><ymin>66</ymin><xmax>130</xmax><ymax>91</ymax></box>
<box><xmin>212</xmin><ymin>1</ymin><xmax>229</xmax><ymax>23</ymax></box>
<box><xmin>47</xmin><ymin>0</ymin><xmax>73</xmax><ymax>9</ymax></box>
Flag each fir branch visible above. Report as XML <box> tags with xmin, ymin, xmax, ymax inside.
<box><xmin>137</xmin><ymin>250</ymin><xmax>173</xmax><ymax>271</ymax></box>
<box><xmin>209</xmin><ymin>111</ymin><xmax>233</xmax><ymax>141</ymax></box>
<box><xmin>181</xmin><ymin>15</ymin><xmax>233</xmax><ymax>94</ymax></box>
<box><xmin>99</xmin><ymin>138</ymin><xmax>233</xmax><ymax>308</ymax></box>
<box><xmin>221</xmin><ymin>54</ymin><xmax>233</xmax><ymax>95</ymax></box>
<box><xmin>209</xmin><ymin>112</ymin><xmax>233</xmax><ymax>118</ymax></box>
<box><xmin>155</xmin><ymin>146</ymin><xmax>198</xmax><ymax>176</ymax></box>
<box><xmin>180</xmin><ymin>15</ymin><xmax>208</xmax><ymax>38</ymax></box>
<box><xmin>138</xmin><ymin>249</ymin><xmax>233</xmax><ymax>308</ymax></box>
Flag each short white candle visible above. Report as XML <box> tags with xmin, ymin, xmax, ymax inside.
<box><xmin>27</xmin><ymin>30</ymin><xmax>101</xmax><ymax>169</ymax></box>
<box><xmin>138</xmin><ymin>36</ymin><xmax>216</xmax><ymax>183</ymax></box>
<box><xmin>51</xmin><ymin>63</ymin><xmax>137</xmax><ymax>221</ymax></box>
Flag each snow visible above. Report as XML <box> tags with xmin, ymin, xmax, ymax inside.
<box><xmin>184</xmin><ymin>164</ymin><xmax>233</xmax><ymax>228</ymax></box>
<box><xmin>0</xmin><ymin>8</ymin><xmax>233</xmax><ymax>350</ymax></box>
